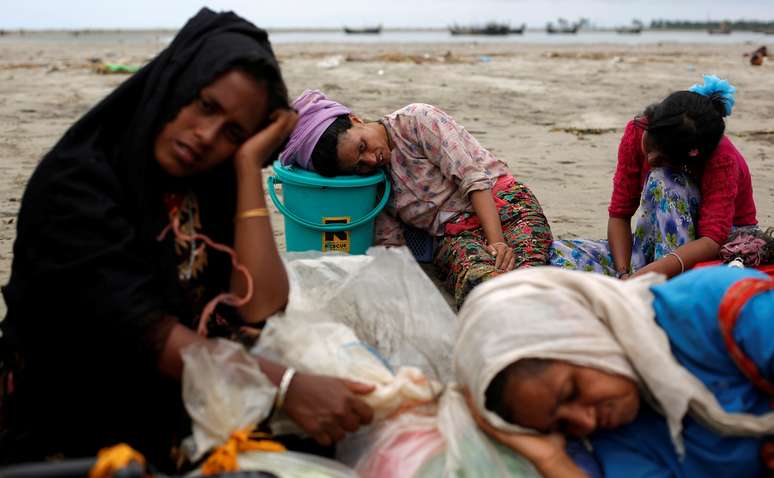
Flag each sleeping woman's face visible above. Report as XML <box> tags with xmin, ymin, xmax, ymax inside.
<box><xmin>498</xmin><ymin>360</ymin><xmax>640</xmax><ymax>437</ymax></box>
<box><xmin>336</xmin><ymin>116</ymin><xmax>391</xmax><ymax>175</ymax></box>
<box><xmin>154</xmin><ymin>69</ymin><xmax>269</xmax><ymax>177</ymax></box>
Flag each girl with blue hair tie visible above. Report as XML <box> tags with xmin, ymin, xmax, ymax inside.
<box><xmin>551</xmin><ymin>75</ymin><xmax>758</xmax><ymax>279</ymax></box>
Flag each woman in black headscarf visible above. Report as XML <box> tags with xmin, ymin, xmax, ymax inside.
<box><xmin>0</xmin><ymin>8</ymin><xmax>373</xmax><ymax>468</ymax></box>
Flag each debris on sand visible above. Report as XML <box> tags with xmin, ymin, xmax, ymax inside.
<box><xmin>551</xmin><ymin>127</ymin><xmax>618</xmax><ymax>138</ymax></box>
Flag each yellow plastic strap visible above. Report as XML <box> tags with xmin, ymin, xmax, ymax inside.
<box><xmin>89</xmin><ymin>443</ymin><xmax>145</xmax><ymax>478</ymax></box>
<box><xmin>201</xmin><ymin>429</ymin><xmax>286</xmax><ymax>476</ymax></box>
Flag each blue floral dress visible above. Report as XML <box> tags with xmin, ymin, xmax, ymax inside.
<box><xmin>550</xmin><ymin>168</ymin><xmax>700</xmax><ymax>275</ymax></box>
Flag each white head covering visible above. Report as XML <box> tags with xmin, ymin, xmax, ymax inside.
<box><xmin>455</xmin><ymin>267</ymin><xmax>774</xmax><ymax>456</ymax></box>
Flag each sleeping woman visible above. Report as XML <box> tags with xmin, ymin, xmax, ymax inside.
<box><xmin>456</xmin><ymin>266</ymin><xmax>774</xmax><ymax>477</ymax></box>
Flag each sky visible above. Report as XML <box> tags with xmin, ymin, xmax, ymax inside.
<box><xmin>2</xmin><ymin>0</ymin><xmax>773</xmax><ymax>29</ymax></box>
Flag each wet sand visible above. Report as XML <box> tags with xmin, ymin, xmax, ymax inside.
<box><xmin>1</xmin><ymin>33</ymin><xmax>772</xmax><ymax>314</ymax></box>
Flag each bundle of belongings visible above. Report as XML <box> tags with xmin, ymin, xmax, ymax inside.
<box><xmin>180</xmin><ymin>247</ymin><xmax>549</xmax><ymax>477</ymax></box>
<box><xmin>719</xmin><ymin>227</ymin><xmax>774</xmax><ymax>268</ymax></box>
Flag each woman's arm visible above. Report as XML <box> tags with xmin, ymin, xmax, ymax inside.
<box><xmin>402</xmin><ymin>105</ymin><xmax>513</xmax><ymax>268</ymax></box>
<box><xmin>607</xmin><ymin>217</ymin><xmax>633</xmax><ymax>277</ymax></box>
<box><xmin>632</xmin><ymin>237</ymin><xmax>720</xmax><ymax>279</ymax></box>
<box><xmin>158</xmin><ymin>321</ymin><xmax>285</xmax><ymax>384</ymax></box>
<box><xmin>607</xmin><ymin>121</ymin><xmax>647</xmax><ymax>279</ymax></box>
<box><xmin>470</xmin><ymin>189</ymin><xmax>514</xmax><ymax>270</ymax></box>
<box><xmin>157</xmin><ymin>322</ymin><xmax>375</xmax><ymax>445</ymax></box>
<box><xmin>231</xmin><ymin>109</ymin><xmax>298</xmax><ymax>322</ymax></box>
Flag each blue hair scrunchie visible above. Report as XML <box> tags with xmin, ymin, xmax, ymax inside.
<box><xmin>688</xmin><ymin>74</ymin><xmax>736</xmax><ymax>117</ymax></box>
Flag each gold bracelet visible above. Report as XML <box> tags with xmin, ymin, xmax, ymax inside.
<box><xmin>236</xmin><ymin>208</ymin><xmax>270</xmax><ymax>220</ymax></box>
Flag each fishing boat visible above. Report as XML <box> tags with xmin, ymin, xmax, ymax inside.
<box><xmin>546</xmin><ymin>19</ymin><xmax>579</xmax><ymax>34</ymax></box>
<box><xmin>343</xmin><ymin>25</ymin><xmax>382</xmax><ymax>34</ymax></box>
<box><xmin>449</xmin><ymin>22</ymin><xmax>511</xmax><ymax>36</ymax></box>
<box><xmin>708</xmin><ymin>22</ymin><xmax>732</xmax><ymax>35</ymax></box>
<box><xmin>509</xmin><ymin>24</ymin><xmax>527</xmax><ymax>35</ymax></box>
<box><xmin>616</xmin><ymin>20</ymin><xmax>643</xmax><ymax>34</ymax></box>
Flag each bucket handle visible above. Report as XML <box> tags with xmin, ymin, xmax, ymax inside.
<box><xmin>267</xmin><ymin>175</ymin><xmax>391</xmax><ymax>232</ymax></box>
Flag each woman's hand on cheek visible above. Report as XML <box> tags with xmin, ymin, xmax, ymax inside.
<box><xmin>463</xmin><ymin>388</ymin><xmax>568</xmax><ymax>468</ymax></box>
<box><xmin>235</xmin><ymin>108</ymin><xmax>298</xmax><ymax>175</ymax></box>
<box><xmin>280</xmin><ymin>372</ymin><xmax>375</xmax><ymax>446</ymax></box>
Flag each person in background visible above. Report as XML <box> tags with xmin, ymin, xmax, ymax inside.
<box><xmin>551</xmin><ymin>75</ymin><xmax>757</xmax><ymax>280</ymax></box>
<box><xmin>279</xmin><ymin>90</ymin><xmax>553</xmax><ymax>306</ymax></box>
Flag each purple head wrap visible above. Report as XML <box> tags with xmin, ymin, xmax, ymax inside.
<box><xmin>279</xmin><ymin>89</ymin><xmax>351</xmax><ymax>171</ymax></box>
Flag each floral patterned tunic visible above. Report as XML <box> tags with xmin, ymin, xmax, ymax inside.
<box><xmin>375</xmin><ymin>104</ymin><xmax>511</xmax><ymax>245</ymax></box>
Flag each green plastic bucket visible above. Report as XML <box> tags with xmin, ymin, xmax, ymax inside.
<box><xmin>268</xmin><ymin>160</ymin><xmax>391</xmax><ymax>254</ymax></box>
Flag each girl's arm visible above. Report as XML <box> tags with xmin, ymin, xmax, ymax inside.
<box><xmin>158</xmin><ymin>322</ymin><xmax>375</xmax><ymax>446</ymax></box>
<box><xmin>632</xmin><ymin>237</ymin><xmax>719</xmax><ymax>279</ymax></box>
<box><xmin>607</xmin><ymin>121</ymin><xmax>646</xmax><ymax>278</ymax></box>
<box><xmin>470</xmin><ymin>189</ymin><xmax>514</xmax><ymax>270</ymax></box>
<box><xmin>607</xmin><ymin>217</ymin><xmax>633</xmax><ymax>277</ymax></box>
<box><xmin>231</xmin><ymin>109</ymin><xmax>297</xmax><ymax>322</ymax></box>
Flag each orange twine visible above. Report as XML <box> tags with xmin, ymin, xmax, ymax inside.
<box><xmin>89</xmin><ymin>443</ymin><xmax>145</xmax><ymax>478</ymax></box>
<box><xmin>158</xmin><ymin>207</ymin><xmax>254</xmax><ymax>337</ymax></box>
<box><xmin>201</xmin><ymin>429</ymin><xmax>286</xmax><ymax>476</ymax></box>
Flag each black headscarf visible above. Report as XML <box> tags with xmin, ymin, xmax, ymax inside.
<box><xmin>0</xmin><ymin>8</ymin><xmax>284</xmax><ymax>467</ymax></box>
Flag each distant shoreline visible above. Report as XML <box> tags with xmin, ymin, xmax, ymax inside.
<box><xmin>1</xmin><ymin>26</ymin><xmax>773</xmax><ymax>35</ymax></box>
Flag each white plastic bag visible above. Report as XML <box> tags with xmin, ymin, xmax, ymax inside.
<box><xmin>181</xmin><ymin>339</ymin><xmax>276</xmax><ymax>462</ymax></box>
<box><xmin>255</xmin><ymin>247</ymin><xmax>453</xmax><ymax>437</ymax></box>
<box><xmin>338</xmin><ymin>406</ymin><xmax>444</xmax><ymax>477</ymax></box>
<box><xmin>437</xmin><ymin>388</ymin><xmax>539</xmax><ymax>477</ymax></box>
<box><xmin>336</xmin><ymin>389</ymin><xmax>540</xmax><ymax>478</ymax></box>
<box><xmin>234</xmin><ymin>450</ymin><xmax>359</xmax><ymax>478</ymax></box>
<box><xmin>182</xmin><ymin>339</ymin><xmax>361</xmax><ymax>477</ymax></box>
<box><xmin>279</xmin><ymin>247</ymin><xmax>456</xmax><ymax>383</ymax></box>
<box><xmin>258</xmin><ymin>317</ymin><xmax>441</xmax><ymax>424</ymax></box>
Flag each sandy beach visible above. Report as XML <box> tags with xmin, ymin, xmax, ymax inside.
<box><xmin>1</xmin><ymin>33</ymin><xmax>772</xmax><ymax>315</ymax></box>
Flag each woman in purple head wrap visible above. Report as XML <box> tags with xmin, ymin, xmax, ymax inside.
<box><xmin>279</xmin><ymin>90</ymin><xmax>553</xmax><ymax>307</ymax></box>
<box><xmin>280</xmin><ymin>89</ymin><xmax>351</xmax><ymax>171</ymax></box>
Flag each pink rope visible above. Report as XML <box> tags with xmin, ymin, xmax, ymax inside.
<box><xmin>157</xmin><ymin>212</ymin><xmax>254</xmax><ymax>337</ymax></box>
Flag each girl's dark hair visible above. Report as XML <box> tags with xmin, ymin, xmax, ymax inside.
<box><xmin>485</xmin><ymin>358</ymin><xmax>553</xmax><ymax>424</ymax></box>
<box><xmin>639</xmin><ymin>90</ymin><xmax>727</xmax><ymax>172</ymax></box>
<box><xmin>311</xmin><ymin>114</ymin><xmax>354</xmax><ymax>177</ymax></box>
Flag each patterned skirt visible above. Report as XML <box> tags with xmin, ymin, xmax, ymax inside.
<box><xmin>550</xmin><ymin>168</ymin><xmax>700</xmax><ymax>276</ymax></box>
<box><xmin>434</xmin><ymin>180</ymin><xmax>553</xmax><ymax>307</ymax></box>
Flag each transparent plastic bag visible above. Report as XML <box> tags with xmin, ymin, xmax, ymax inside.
<box><xmin>258</xmin><ymin>318</ymin><xmax>441</xmax><ymax>425</ymax></box>
<box><xmin>181</xmin><ymin>339</ymin><xmax>276</xmax><ymax>462</ymax></box>
<box><xmin>338</xmin><ymin>407</ymin><xmax>444</xmax><ymax>478</ymax></box>
<box><xmin>182</xmin><ymin>340</ymin><xmax>360</xmax><ymax>477</ymax></box>
<box><xmin>336</xmin><ymin>389</ymin><xmax>540</xmax><ymax>478</ymax></box>
<box><xmin>436</xmin><ymin>388</ymin><xmax>539</xmax><ymax>477</ymax></box>
<box><xmin>233</xmin><ymin>450</ymin><xmax>359</xmax><ymax>478</ymax></box>
<box><xmin>279</xmin><ymin>247</ymin><xmax>456</xmax><ymax>383</ymax></box>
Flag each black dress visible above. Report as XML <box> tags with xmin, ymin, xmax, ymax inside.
<box><xmin>0</xmin><ymin>8</ymin><xmax>283</xmax><ymax>469</ymax></box>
